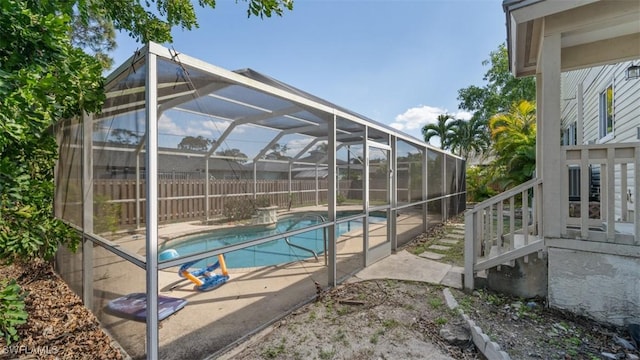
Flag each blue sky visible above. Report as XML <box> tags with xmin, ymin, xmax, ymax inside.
<box><xmin>110</xmin><ymin>0</ymin><xmax>506</xmax><ymax>143</ymax></box>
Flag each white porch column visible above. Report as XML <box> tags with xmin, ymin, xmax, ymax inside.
<box><xmin>539</xmin><ymin>32</ymin><xmax>562</xmax><ymax>238</ymax></box>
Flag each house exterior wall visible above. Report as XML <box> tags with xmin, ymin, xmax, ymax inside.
<box><xmin>561</xmin><ymin>60</ymin><xmax>640</xmax><ymax>145</ymax></box>
<box><xmin>561</xmin><ymin>59</ymin><xmax>640</xmax><ymax>222</ymax></box>
<box><xmin>553</xmin><ymin>61</ymin><xmax>640</xmax><ymax>326</ymax></box>
<box><xmin>548</xmin><ymin>247</ymin><xmax>640</xmax><ymax>326</ymax></box>
<box><xmin>562</xmin><ymin>60</ymin><xmax>640</xmax><ymax>144</ymax></box>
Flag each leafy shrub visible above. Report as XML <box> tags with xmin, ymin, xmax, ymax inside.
<box><xmin>466</xmin><ymin>165</ymin><xmax>497</xmax><ymax>203</ymax></box>
<box><xmin>336</xmin><ymin>193</ymin><xmax>346</xmax><ymax>205</ymax></box>
<box><xmin>0</xmin><ymin>280</ymin><xmax>28</xmax><ymax>345</ymax></box>
<box><xmin>223</xmin><ymin>197</ymin><xmax>256</xmax><ymax>221</ymax></box>
<box><xmin>253</xmin><ymin>195</ymin><xmax>271</xmax><ymax>208</ymax></box>
<box><xmin>94</xmin><ymin>194</ymin><xmax>122</xmax><ymax>234</ymax></box>
<box><xmin>0</xmin><ymin>1</ymin><xmax>100</xmax><ymax>263</ymax></box>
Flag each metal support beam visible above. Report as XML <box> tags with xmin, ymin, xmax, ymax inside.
<box><xmin>82</xmin><ymin>112</ymin><xmax>94</xmax><ymax>309</ymax></box>
<box><xmin>362</xmin><ymin>127</ymin><xmax>370</xmax><ymax>266</ymax></box>
<box><xmin>253</xmin><ymin>132</ymin><xmax>286</xmax><ymax>162</ymax></box>
<box><xmin>135</xmin><ymin>153</ymin><xmax>141</xmax><ymax>229</ymax></box>
<box><xmin>390</xmin><ymin>136</ymin><xmax>398</xmax><ymax>251</ymax></box>
<box><xmin>315</xmin><ymin>164</ymin><xmax>319</xmax><ymax>206</ymax></box>
<box><xmin>422</xmin><ymin>148</ymin><xmax>429</xmax><ymax>233</ymax></box>
<box><xmin>327</xmin><ymin>114</ymin><xmax>337</xmax><ymax>287</ymax></box>
<box><xmin>253</xmin><ymin>162</ymin><xmax>258</xmax><ymax>200</ymax></box>
<box><xmin>145</xmin><ymin>52</ymin><xmax>159</xmax><ymax>360</ymax></box>
<box><xmin>442</xmin><ymin>154</ymin><xmax>447</xmax><ymax>221</ymax></box>
<box><xmin>288</xmin><ymin>162</ymin><xmax>292</xmax><ymax>204</ymax></box>
<box><xmin>205</xmin><ymin>157</ymin><xmax>210</xmax><ymax>221</ymax></box>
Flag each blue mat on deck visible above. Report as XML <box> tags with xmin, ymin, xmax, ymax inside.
<box><xmin>107</xmin><ymin>293</ymin><xmax>187</xmax><ymax>322</ymax></box>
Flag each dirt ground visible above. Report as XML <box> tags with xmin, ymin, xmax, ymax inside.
<box><xmin>0</xmin><ymin>260</ymin><xmax>123</xmax><ymax>360</ymax></box>
<box><xmin>1</xmin><ymin>218</ymin><xmax>639</xmax><ymax>360</ymax></box>
<box><xmin>221</xmin><ymin>217</ymin><xmax>640</xmax><ymax>360</ymax></box>
<box><xmin>220</xmin><ymin>278</ymin><xmax>639</xmax><ymax>360</ymax></box>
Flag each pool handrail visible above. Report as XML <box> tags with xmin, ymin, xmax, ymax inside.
<box><xmin>284</xmin><ymin>237</ymin><xmax>318</xmax><ymax>261</ymax></box>
<box><xmin>283</xmin><ymin>213</ymin><xmax>328</xmax><ymax>262</ymax></box>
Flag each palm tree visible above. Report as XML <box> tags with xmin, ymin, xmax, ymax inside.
<box><xmin>422</xmin><ymin>114</ymin><xmax>455</xmax><ymax>150</ymax></box>
<box><xmin>488</xmin><ymin>100</ymin><xmax>537</xmax><ymax>187</ymax></box>
<box><xmin>448</xmin><ymin>117</ymin><xmax>490</xmax><ymax>160</ymax></box>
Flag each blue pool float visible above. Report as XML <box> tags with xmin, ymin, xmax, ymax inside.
<box><xmin>160</xmin><ymin>249</ymin><xmax>230</xmax><ymax>292</ymax></box>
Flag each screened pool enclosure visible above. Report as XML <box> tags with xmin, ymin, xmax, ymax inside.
<box><xmin>54</xmin><ymin>42</ymin><xmax>466</xmax><ymax>359</ymax></box>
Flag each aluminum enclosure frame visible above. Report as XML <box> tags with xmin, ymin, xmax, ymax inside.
<box><xmin>57</xmin><ymin>42</ymin><xmax>466</xmax><ymax>358</ymax></box>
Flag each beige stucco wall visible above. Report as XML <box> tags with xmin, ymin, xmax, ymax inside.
<box><xmin>548</xmin><ymin>247</ymin><xmax>640</xmax><ymax>326</ymax></box>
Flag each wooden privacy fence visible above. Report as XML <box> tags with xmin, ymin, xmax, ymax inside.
<box><xmin>95</xmin><ymin>179</ymin><xmax>337</xmax><ymax>227</ymax></box>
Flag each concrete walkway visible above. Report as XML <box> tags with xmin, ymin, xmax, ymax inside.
<box><xmin>350</xmin><ymin>223</ymin><xmax>465</xmax><ymax>289</ymax></box>
<box><xmin>213</xmin><ymin>222</ymin><xmax>467</xmax><ymax>360</ymax></box>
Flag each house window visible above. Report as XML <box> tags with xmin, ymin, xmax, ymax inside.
<box><xmin>568</xmin><ymin>165</ymin><xmax>600</xmax><ymax>202</ymax></box>
<box><xmin>569</xmin><ymin>122</ymin><xmax>577</xmax><ymax>145</ymax></box>
<box><xmin>568</xmin><ymin>166</ymin><xmax>580</xmax><ymax>200</ymax></box>
<box><xmin>599</xmin><ymin>85</ymin><xmax>613</xmax><ymax>139</ymax></box>
<box><xmin>562</xmin><ymin>122</ymin><xmax>577</xmax><ymax>146</ymax></box>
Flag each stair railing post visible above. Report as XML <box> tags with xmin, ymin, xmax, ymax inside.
<box><xmin>464</xmin><ymin>209</ymin><xmax>476</xmax><ymax>291</ymax></box>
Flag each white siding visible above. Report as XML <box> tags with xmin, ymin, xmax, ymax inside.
<box><xmin>562</xmin><ymin>59</ymin><xmax>640</xmax><ymax>222</ymax></box>
<box><xmin>565</xmin><ymin>61</ymin><xmax>640</xmax><ymax>145</ymax></box>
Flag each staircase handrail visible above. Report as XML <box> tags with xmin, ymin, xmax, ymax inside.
<box><xmin>465</xmin><ymin>177</ymin><xmax>544</xmax><ymax>291</ymax></box>
<box><xmin>468</xmin><ymin>177</ymin><xmax>543</xmax><ymax>212</ymax></box>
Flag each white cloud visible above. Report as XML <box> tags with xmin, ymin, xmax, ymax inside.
<box><xmin>389</xmin><ymin>105</ymin><xmax>445</xmax><ymax>132</ymax></box>
<box><xmin>284</xmin><ymin>138</ymin><xmax>313</xmax><ymax>156</ymax></box>
<box><xmin>202</xmin><ymin>119</ymin><xmax>232</xmax><ymax>135</ymax></box>
<box><xmin>158</xmin><ymin>114</ymin><xmax>181</xmax><ymax>135</ymax></box>
<box><xmin>389</xmin><ymin>106</ymin><xmax>475</xmax><ymax>141</ymax></box>
<box><xmin>453</xmin><ymin>110</ymin><xmax>473</xmax><ymax>121</ymax></box>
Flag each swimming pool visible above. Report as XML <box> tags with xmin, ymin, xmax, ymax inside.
<box><xmin>162</xmin><ymin>214</ymin><xmax>385</xmax><ymax>269</ymax></box>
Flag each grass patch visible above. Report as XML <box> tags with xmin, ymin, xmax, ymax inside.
<box><xmin>405</xmin><ymin>222</ymin><xmax>465</xmax><ymax>266</ymax></box>
<box><xmin>370</xmin><ymin>328</ymin><xmax>385</xmax><ymax>344</ymax></box>
<box><xmin>428</xmin><ymin>297</ymin><xmax>443</xmax><ymax>309</ymax></box>
<box><xmin>262</xmin><ymin>338</ymin><xmax>286</xmax><ymax>359</ymax></box>
<box><xmin>319</xmin><ymin>348</ymin><xmax>336</xmax><ymax>360</ymax></box>
<box><xmin>432</xmin><ymin>239</ymin><xmax>465</xmax><ymax>266</ymax></box>
<box><xmin>332</xmin><ymin>328</ymin><xmax>348</xmax><ymax>345</ymax></box>
<box><xmin>435</xmin><ymin>316</ymin><xmax>448</xmax><ymax>325</ymax></box>
<box><xmin>336</xmin><ymin>306</ymin><xmax>350</xmax><ymax>316</ymax></box>
<box><xmin>382</xmin><ymin>319</ymin><xmax>400</xmax><ymax>329</ymax></box>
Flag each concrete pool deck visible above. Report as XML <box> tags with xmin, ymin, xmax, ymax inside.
<box><xmin>84</xmin><ymin>207</ymin><xmax>456</xmax><ymax>359</ymax></box>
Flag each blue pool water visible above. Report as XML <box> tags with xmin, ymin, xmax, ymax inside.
<box><xmin>163</xmin><ymin>215</ymin><xmax>385</xmax><ymax>269</ymax></box>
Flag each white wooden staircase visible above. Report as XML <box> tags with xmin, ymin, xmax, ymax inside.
<box><xmin>464</xmin><ymin>178</ymin><xmax>545</xmax><ymax>290</ymax></box>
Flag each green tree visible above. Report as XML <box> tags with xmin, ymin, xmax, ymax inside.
<box><xmin>109</xmin><ymin>128</ymin><xmax>142</xmax><ymax>145</ymax></box>
<box><xmin>177</xmin><ymin>135</ymin><xmax>214</xmax><ymax>152</ymax></box>
<box><xmin>0</xmin><ymin>0</ymin><xmax>295</xmax><ymax>346</ymax></box>
<box><xmin>448</xmin><ymin>117</ymin><xmax>490</xmax><ymax>160</ymax></box>
<box><xmin>1</xmin><ymin>0</ymin><xmax>294</xmax><ymax>263</ymax></box>
<box><xmin>265</xmin><ymin>143</ymin><xmax>290</xmax><ymax>160</ymax></box>
<box><xmin>74</xmin><ymin>0</ymin><xmax>293</xmax><ymax>44</ymax></box>
<box><xmin>0</xmin><ymin>1</ymin><xmax>105</xmax><ymax>262</ymax></box>
<box><xmin>216</xmin><ymin>148</ymin><xmax>248</xmax><ymax>163</ymax></box>
<box><xmin>421</xmin><ymin>114</ymin><xmax>455</xmax><ymax>150</ymax></box>
<box><xmin>70</xmin><ymin>7</ymin><xmax>117</xmax><ymax>69</ymax></box>
<box><xmin>488</xmin><ymin>100</ymin><xmax>537</xmax><ymax>188</ymax></box>
<box><xmin>457</xmin><ymin>43</ymin><xmax>536</xmax><ymax>125</ymax></box>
